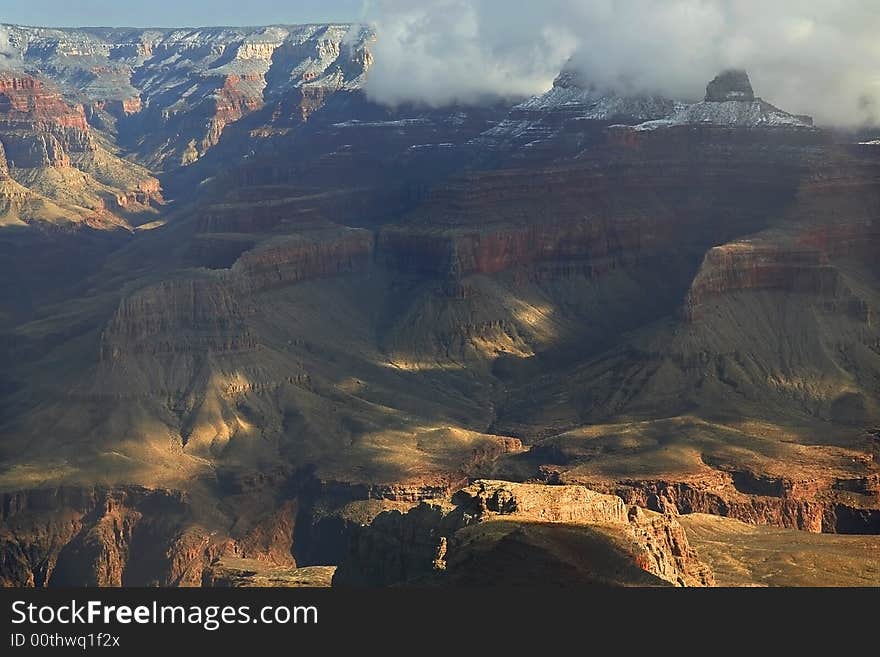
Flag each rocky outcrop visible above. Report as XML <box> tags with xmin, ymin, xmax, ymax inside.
<box><xmin>476</xmin><ymin>68</ymin><xmax>677</xmax><ymax>157</ymax></box>
<box><xmin>332</xmin><ymin>503</ymin><xmax>453</xmax><ymax>587</ymax></box>
<box><xmin>110</xmin><ymin>179</ymin><xmax>164</xmax><ymax>211</ymax></box>
<box><xmin>604</xmin><ymin>473</ymin><xmax>880</xmax><ymax>534</ymax></box>
<box><xmin>625</xmin><ymin>505</ymin><xmax>714</xmax><ymax>586</ymax></box>
<box><xmin>452</xmin><ymin>479</ymin><xmax>627</xmax><ymax>524</ymax></box>
<box><xmin>334</xmin><ymin>480</ymin><xmax>713</xmax><ymax>587</ymax></box>
<box><xmin>0</xmin><ymin>485</ymin><xmax>318</xmax><ymax>587</ymax></box>
<box><xmin>705</xmin><ymin>70</ymin><xmax>755</xmax><ymax>102</ymax></box>
<box><xmin>600</xmin><ymin>70</ymin><xmax>816</xmax><ymax>132</ymax></box>
<box><xmin>0</xmin><ymin>486</ymin><xmax>227</xmax><ymax>587</ymax></box>
<box><xmin>684</xmin><ymin>240</ymin><xmax>849</xmax><ymax>320</ymax></box>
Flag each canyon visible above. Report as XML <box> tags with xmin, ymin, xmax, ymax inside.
<box><xmin>0</xmin><ymin>23</ymin><xmax>879</xmax><ymax>587</ymax></box>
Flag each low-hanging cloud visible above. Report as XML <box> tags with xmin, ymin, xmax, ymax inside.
<box><xmin>361</xmin><ymin>0</ymin><xmax>880</xmax><ymax>126</ymax></box>
<box><xmin>0</xmin><ymin>27</ymin><xmax>17</xmax><ymax>59</ymax></box>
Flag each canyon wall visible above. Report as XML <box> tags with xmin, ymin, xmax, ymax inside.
<box><xmin>335</xmin><ymin>480</ymin><xmax>714</xmax><ymax>587</ymax></box>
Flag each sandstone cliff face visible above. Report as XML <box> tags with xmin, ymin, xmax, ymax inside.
<box><xmin>379</xmin><ymin>141</ymin><xmax>810</xmax><ymax>283</ymax></box>
<box><xmin>0</xmin><ymin>485</ymin><xmax>311</xmax><ymax>587</ymax></box>
<box><xmin>181</xmin><ymin>73</ymin><xmax>268</xmax><ymax>166</ymax></box>
<box><xmin>101</xmin><ymin>226</ymin><xmax>374</xmax><ymax>359</ymax></box>
<box><xmin>380</xmin><ymin>219</ymin><xmax>644</xmax><ymax>279</ymax></box>
<box><xmin>452</xmin><ymin>479</ymin><xmax>627</xmax><ymax>524</ymax></box>
<box><xmin>685</xmin><ymin>241</ymin><xmax>845</xmax><ymax>320</ymax></box>
<box><xmin>0</xmin><ymin>487</ymin><xmax>217</xmax><ymax>586</ymax></box>
<box><xmin>0</xmin><ymin>74</ymin><xmax>90</xmax><ymax>132</ymax></box>
<box><xmin>232</xmin><ymin>230</ymin><xmax>374</xmax><ymax>293</ymax></box>
<box><xmin>334</xmin><ymin>480</ymin><xmax>713</xmax><ymax>587</ymax></box>
<box><xmin>606</xmin><ymin>473</ymin><xmax>880</xmax><ymax>534</ymax></box>
<box><xmin>683</xmin><ymin>160</ymin><xmax>880</xmax><ymax>322</ymax></box>
<box><xmin>100</xmin><ymin>275</ymin><xmax>255</xmax><ymax>359</ymax></box>
<box><xmin>0</xmin><ymin>72</ymin><xmax>94</xmax><ymax>168</ymax></box>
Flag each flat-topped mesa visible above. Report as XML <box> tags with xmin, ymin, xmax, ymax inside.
<box><xmin>684</xmin><ymin>230</ymin><xmax>872</xmax><ymax>322</ymax></box>
<box><xmin>99</xmin><ymin>275</ymin><xmax>256</xmax><ymax>360</ymax></box>
<box><xmin>687</xmin><ymin>241</ymin><xmax>837</xmax><ymax>301</ymax></box>
<box><xmin>705</xmin><ymin>69</ymin><xmax>755</xmax><ymax>102</ymax></box>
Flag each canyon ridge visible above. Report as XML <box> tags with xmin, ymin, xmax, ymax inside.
<box><xmin>0</xmin><ymin>25</ymin><xmax>879</xmax><ymax>588</ymax></box>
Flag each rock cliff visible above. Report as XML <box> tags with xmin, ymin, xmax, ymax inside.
<box><xmin>334</xmin><ymin>480</ymin><xmax>713</xmax><ymax>587</ymax></box>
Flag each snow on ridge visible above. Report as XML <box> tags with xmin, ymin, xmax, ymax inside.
<box><xmin>633</xmin><ymin>99</ymin><xmax>814</xmax><ymax>131</ymax></box>
<box><xmin>332</xmin><ymin>118</ymin><xmax>430</xmax><ymax>128</ymax></box>
<box><xmin>513</xmin><ymin>83</ymin><xmax>676</xmax><ymax>123</ymax></box>
<box><xmin>508</xmin><ymin>68</ymin><xmax>813</xmax><ymax>134</ymax></box>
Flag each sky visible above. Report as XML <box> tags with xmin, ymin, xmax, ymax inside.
<box><xmin>1</xmin><ymin>0</ymin><xmax>364</xmax><ymax>27</ymax></box>
<box><xmin>2</xmin><ymin>0</ymin><xmax>879</xmax><ymax>126</ymax></box>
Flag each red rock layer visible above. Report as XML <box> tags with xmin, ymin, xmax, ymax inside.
<box><xmin>0</xmin><ymin>74</ymin><xmax>90</xmax><ymax>131</ymax></box>
<box><xmin>0</xmin><ymin>72</ymin><xmax>95</xmax><ymax>169</ymax></box>
<box><xmin>111</xmin><ymin>180</ymin><xmax>164</xmax><ymax>210</ymax></box>
<box><xmin>602</xmin><ymin>473</ymin><xmax>880</xmax><ymax>534</ymax></box>
<box><xmin>335</xmin><ymin>480</ymin><xmax>714</xmax><ymax>587</ymax></box>
<box><xmin>381</xmin><ymin>220</ymin><xmax>645</xmax><ymax>278</ymax></box>
<box><xmin>200</xmin><ymin>74</ymin><xmax>266</xmax><ymax>154</ymax></box>
<box><xmin>684</xmin><ymin>241</ymin><xmax>843</xmax><ymax>319</ymax></box>
<box><xmin>92</xmin><ymin>97</ymin><xmax>143</xmax><ymax>118</ymax></box>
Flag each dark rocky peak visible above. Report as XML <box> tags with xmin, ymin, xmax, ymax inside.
<box><xmin>706</xmin><ymin>69</ymin><xmax>755</xmax><ymax>102</ymax></box>
<box><xmin>552</xmin><ymin>68</ymin><xmax>593</xmax><ymax>91</ymax></box>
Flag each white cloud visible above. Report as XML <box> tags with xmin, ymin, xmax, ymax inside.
<box><xmin>362</xmin><ymin>0</ymin><xmax>880</xmax><ymax>126</ymax></box>
<box><xmin>0</xmin><ymin>26</ymin><xmax>17</xmax><ymax>58</ymax></box>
